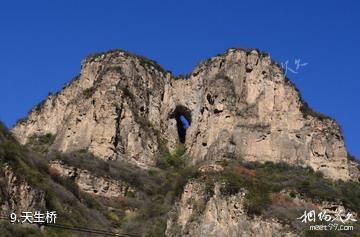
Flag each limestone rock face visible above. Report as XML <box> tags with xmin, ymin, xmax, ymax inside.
<box><xmin>167</xmin><ymin>49</ymin><xmax>355</xmax><ymax>181</ymax></box>
<box><xmin>13</xmin><ymin>50</ymin><xmax>168</xmax><ymax>168</ymax></box>
<box><xmin>49</xmin><ymin>160</ymin><xmax>135</xmax><ymax>198</ymax></box>
<box><xmin>165</xmin><ymin>179</ymin><xmax>297</xmax><ymax>237</ymax></box>
<box><xmin>0</xmin><ymin>165</ymin><xmax>46</xmax><ymax>215</ymax></box>
<box><xmin>12</xmin><ymin>48</ymin><xmax>358</xmax><ymax>180</ymax></box>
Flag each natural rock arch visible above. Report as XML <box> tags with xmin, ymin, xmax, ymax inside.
<box><xmin>170</xmin><ymin>105</ymin><xmax>192</xmax><ymax>143</ymax></box>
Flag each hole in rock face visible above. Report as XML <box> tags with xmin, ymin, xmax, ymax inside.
<box><xmin>170</xmin><ymin>105</ymin><xmax>191</xmax><ymax>143</ymax></box>
<box><xmin>207</xmin><ymin>94</ymin><xmax>214</xmax><ymax>105</ymax></box>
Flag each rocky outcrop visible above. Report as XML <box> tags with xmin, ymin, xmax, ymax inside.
<box><xmin>166</xmin><ymin>179</ymin><xmax>297</xmax><ymax>237</ymax></box>
<box><xmin>165</xmin><ymin>49</ymin><xmax>355</xmax><ymax>181</ymax></box>
<box><xmin>0</xmin><ymin>165</ymin><xmax>46</xmax><ymax>216</ymax></box>
<box><xmin>49</xmin><ymin>160</ymin><xmax>135</xmax><ymax>198</ymax></box>
<box><xmin>12</xmin><ymin>48</ymin><xmax>359</xmax><ymax>180</ymax></box>
<box><xmin>13</xmin><ymin>51</ymin><xmax>168</xmax><ymax>168</ymax></box>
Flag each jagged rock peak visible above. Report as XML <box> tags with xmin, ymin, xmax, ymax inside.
<box><xmin>81</xmin><ymin>48</ymin><xmax>170</xmax><ymax>76</ymax></box>
<box><xmin>12</xmin><ymin>48</ymin><xmax>359</xmax><ymax>181</ymax></box>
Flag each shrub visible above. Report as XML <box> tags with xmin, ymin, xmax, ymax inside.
<box><xmin>245</xmin><ymin>185</ymin><xmax>271</xmax><ymax>216</ymax></box>
<box><xmin>31</xmin><ymin>133</ymin><xmax>55</xmax><ymax>145</ymax></box>
<box><xmin>137</xmin><ymin>55</ymin><xmax>167</xmax><ymax>75</ymax></box>
<box><xmin>26</xmin><ymin>133</ymin><xmax>56</xmax><ymax>154</ymax></box>
<box><xmin>300</xmin><ymin>102</ymin><xmax>331</xmax><ymax>121</ymax></box>
<box><xmin>121</xmin><ymin>86</ymin><xmax>135</xmax><ymax>100</ymax></box>
<box><xmin>215</xmin><ymin>160</ymin><xmax>360</xmax><ymax>219</ymax></box>
<box><xmin>173</xmin><ymin>166</ymin><xmax>199</xmax><ymax>197</ymax></box>
<box><xmin>173</xmin><ymin>73</ymin><xmax>190</xmax><ymax>80</ymax></box>
<box><xmin>218</xmin><ymin>166</ymin><xmax>271</xmax><ymax>215</ymax></box>
<box><xmin>156</xmin><ymin>144</ymin><xmax>186</xmax><ymax>169</ymax></box>
<box><xmin>82</xmin><ymin>86</ymin><xmax>96</xmax><ymax>98</ymax></box>
<box><xmin>34</xmin><ymin>99</ymin><xmax>46</xmax><ymax>112</ymax></box>
<box><xmin>347</xmin><ymin>153</ymin><xmax>358</xmax><ymax>162</ymax></box>
<box><xmin>220</xmin><ymin>170</ymin><xmax>247</xmax><ymax>195</ymax></box>
<box><xmin>15</xmin><ymin>117</ymin><xmax>27</xmax><ymax>125</ymax></box>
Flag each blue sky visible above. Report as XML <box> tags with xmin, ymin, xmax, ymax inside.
<box><xmin>0</xmin><ymin>0</ymin><xmax>359</xmax><ymax>158</ymax></box>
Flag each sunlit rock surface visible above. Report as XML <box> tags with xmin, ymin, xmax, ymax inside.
<box><xmin>12</xmin><ymin>48</ymin><xmax>359</xmax><ymax>181</ymax></box>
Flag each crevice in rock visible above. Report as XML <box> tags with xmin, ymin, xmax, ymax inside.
<box><xmin>161</xmin><ymin>91</ymin><xmax>165</xmax><ymax>102</ymax></box>
<box><xmin>113</xmin><ymin>105</ymin><xmax>123</xmax><ymax>151</ymax></box>
<box><xmin>71</xmin><ymin>167</ymin><xmax>79</xmax><ymax>181</ymax></box>
<box><xmin>214</xmin><ymin>109</ymin><xmax>223</xmax><ymax>114</ymax></box>
<box><xmin>207</xmin><ymin>94</ymin><xmax>214</xmax><ymax>105</ymax></box>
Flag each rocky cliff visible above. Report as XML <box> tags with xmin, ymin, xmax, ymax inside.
<box><xmin>0</xmin><ymin>164</ymin><xmax>46</xmax><ymax>217</ymax></box>
<box><xmin>5</xmin><ymin>48</ymin><xmax>360</xmax><ymax>237</ymax></box>
<box><xmin>165</xmin><ymin>174</ymin><xmax>298</xmax><ymax>237</ymax></box>
<box><xmin>12</xmin><ymin>48</ymin><xmax>358</xmax><ymax>181</ymax></box>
